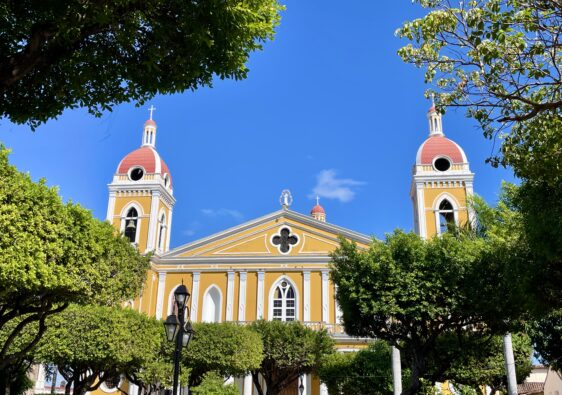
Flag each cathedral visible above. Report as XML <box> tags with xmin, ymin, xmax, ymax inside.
<box><xmin>99</xmin><ymin>103</ymin><xmax>474</xmax><ymax>395</ymax></box>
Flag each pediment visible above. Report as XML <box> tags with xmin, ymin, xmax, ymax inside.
<box><xmin>162</xmin><ymin>210</ymin><xmax>370</xmax><ymax>259</ymax></box>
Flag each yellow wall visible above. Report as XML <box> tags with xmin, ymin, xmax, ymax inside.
<box><xmin>423</xmin><ymin>186</ymin><xmax>470</xmax><ymax>238</ymax></box>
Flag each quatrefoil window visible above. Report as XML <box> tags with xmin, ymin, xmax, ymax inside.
<box><xmin>271</xmin><ymin>227</ymin><xmax>299</xmax><ymax>254</ymax></box>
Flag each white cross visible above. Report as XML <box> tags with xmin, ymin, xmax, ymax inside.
<box><xmin>316</xmin><ymin>195</ymin><xmax>320</xmax><ymax>205</ymax></box>
<box><xmin>148</xmin><ymin>105</ymin><xmax>156</xmax><ymax>120</ymax></box>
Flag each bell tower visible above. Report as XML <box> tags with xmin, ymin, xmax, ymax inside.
<box><xmin>411</xmin><ymin>103</ymin><xmax>474</xmax><ymax>239</ymax></box>
<box><xmin>106</xmin><ymin>109</ymin><xmax>175</xmax><ymax>253</ymax></box>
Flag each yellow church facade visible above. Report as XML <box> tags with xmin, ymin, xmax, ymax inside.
<box><xmin>97</xmin><ymin>103</ymin><xmax>475</xmax><ymax>395</ymax></box>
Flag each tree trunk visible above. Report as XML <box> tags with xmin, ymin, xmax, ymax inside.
<box><xmin>64</xmin><ymin>379</ymin><xmax>72</xmax><ymax>395</ymax></box>
<box><xmin>252</xmin><ymin>373</ymin><xmax>264</xmax><ymax>395</ymax></box>
<box><xmin>402</xmin><ymin>351</ymin><xmax>426</xmax><ymax>395</ymax></box>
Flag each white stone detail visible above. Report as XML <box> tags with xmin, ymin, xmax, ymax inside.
<box><xmin>257</xmin><ymin>271</ymin><xmax>265</xmax><ymax>319</ymax></box>
<box><xmin>238</xmin><ymin>272</ymin><xmax>247</xmax><ymax>321</ymax></box>
<box><xmin>190</xmin><ymin>272</ymin><xmax>200</xmax><ymax>322</ymax></box>
<box><xmin>303</xmin><ymin>271</ymin><xmax>311</xmax><ymax>321</ymax></box>
<box><xmin>226</xmin><ymin>271</ymin><xmax>235</xmax><ymax>321</ymax></box>
<box><xmin>155</xmin><ymin>271</ymin><xmax>166</xmax><ymax>319</ymax></box>
<box><xmin>321</xmin><ymin>270</ymin><xmax>329</xmax><ymax>323</ymax></box>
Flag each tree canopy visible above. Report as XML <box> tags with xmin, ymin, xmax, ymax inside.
<box><xmin>397</xmin><ymin>0</ymin><xmax>562</xmax><ymax>139</ymax></box>
<box><xmin>318</xmin><ymin>341</ymin><xmax>399</xmax><ymax>395</ymax></box>
<box><xmin>530</xmin><ymin>310</ymin><xmax>562</xmax><ymax>371</ymax></box>
<box><xmin>249</xmin><ymin>320</ymin><xmax>334</xmax><ymax>395</ymax></box>
<box><xmin>0</xmin><ymin>146</ymin><xmax>149</xmax><ymax>371</ymax></box>
<box><xmin>34</xmin><ymin>304</ymin><xmax>162</xmax><ymax>395</ymax></box>
<box><xmin>190</xmin><ymin>372</ymin><xmax>239</xmax><ymax>395</ymax></box>
<box><xmin>330</xmin><ymin>209</ymin><xmax>531</xmax><ymax>395</ymax></box>
<box><xmin>185</xmin><ymin>322</ymin><xmax>263</xmax><ymax>387</ymax></box>
<box><xmin>0</xmin><ymin>0</ymin><xmax>283</xmax><ymax>129</ymax></box>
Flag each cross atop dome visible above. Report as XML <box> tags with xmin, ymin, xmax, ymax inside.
<box><xmin>311</xmin><ymin>196</ymin><xmax>326</xmax><ymax>222</ymax></box>
<box><xmin>142</xmin><ymin>105</ymin><xmax>158</xmax><ymax>147</ymax></box>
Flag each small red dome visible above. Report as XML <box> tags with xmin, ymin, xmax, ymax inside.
<box><xmin>311</xmin><ymin>204</ymin><xmax>325</xmax><ymax>214</ymax></box>
<box><xmin>117</xmin><ymin>146</ymin><xmax>172</xmax><ymax>187</ymax></box>
<box><xmin>145</xmin><ymin>119</ymin><xmax>156</xmax><ymax>127</ymax></box>
<box><xmin>416</xmin><ymin>135</ymin><xmax>467</xmax><ymax>165</ymax></box>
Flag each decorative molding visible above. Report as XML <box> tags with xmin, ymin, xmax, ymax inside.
<box><xmin>257</xmin><ymin>271</ymin><xmax>265</xmax><ymax>319</ymax></box>
<box><xmin>303</xmin><ymin>271</ymin><xmax>311</xmax><ymax>321</ymax></box>
<box><xmin>238</xmin><ymin>272</ymin><xmax>247</xmax><ymax>321</ymax></box>
<box><xmin>321</xmin><ymin>270</ymin><xmax>329</xmax><ymax>323</ymax></box>
<box><xmin>213</xmin><ymin>234</ymin><xmax>272</xmax><ymax>255</ymax></box>
<box><xmin>155</xmin><ymin>272</ymin><xmax>167</xmax><ymax>319</ymax></box>
<box><xmin>190</xmin><ymin>272</ymin><xmax>200</xmax><ymax>322</ymax></box>
<box><xmin>146</xmin><ymin>190</ymin><xmax>161</xmax><ymax>252</ymax></box>
<box><xmin>106</xmin><ymin>191</ymin><xmax>116</xmax><ymax>222</ymax></box>
<box><xmin>226</xmin><ymin>271</ymin><xmax>235</xmax><ymax>321</ymax></box>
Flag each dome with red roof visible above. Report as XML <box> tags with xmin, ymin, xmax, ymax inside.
<box><xmin>117</xmin><ymin>146</ymin><xmax>172</xmax><ymax>187</ymax></box>
<box><xmin>416</xmin><ymin>135</ymin><xmax>467</xmax><ymax>166</ymax></box>
<box><xmin>311</xmin><ymin>204</ymin><xmax>325</xmax><ymax>215</ymax></box>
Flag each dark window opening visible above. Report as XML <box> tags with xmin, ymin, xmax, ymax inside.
<box><xmin>434</xmin><ymin>157</ymin><xmax>451</xmax><ymax>172</ymax></box>
<box><xmin>130</xmin><ymin>167</ymin><xmax>144</xmax><ymax>181</ymax></box>
<box><xmin>438</xmin><ymin>200</ymin><xmax>455</xmax><ymax>233</ymax></box>
<box><xmin>124</xmin><ymin>208</ymin><xmax>138</xmax><ymax>243</ymax></box>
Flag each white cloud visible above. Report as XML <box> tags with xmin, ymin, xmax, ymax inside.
<box><xmin>310</xmin><ymin>169</ymin><xmax>365</xmax><ymax>203</ymax></box>
<box><xmin>182</xmin><ymin>221</ymin><xmax>201</xmax><ymax>237</ymax></box>
<box><xmin>201</xmin><ymin>208</ymin><xmax>244</xmax><ymax>221</ymax></box>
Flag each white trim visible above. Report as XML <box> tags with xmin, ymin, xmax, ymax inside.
<box><xmin>270</xmin><ymin>225</ymin><xmax>300</xmax><ymax>255</ymax></box>
<box><xmin>303</xmin><ymin>271</ymin><xmax>311</xmax><ymax>321</ymax></box>
<box><xmin>190</xmin><ymin>272</ymin><xmax>200</xmax><ymax>322</ymax></box>
<box><xmin>321</xmin><ymin>270</ymin><xmax>329</xmax><ymax>323</ymax></box>
<box><xmin>433</xmin><ymin>193</ymin><xmax>460</xmax><ymax>236</ymax></box>
<box><xmin>335</xmin><ymin>284</ymin><xmax>342</xmax><ymax>324</ymax></box>
<box><xmin>106</xmin><ymin>191</ymin><xmax>116</xmax><ymax>222</ymax></box>
<box><xmin>156</xmin><ymin>209</ymin><xmax>167</xmax><ymax>253</ymax></box>
<box><xmin>268</xmin><ymin>275</ymin><xmax>300</xmax><ymax>321</ymax></box>
<box><xmin>146</xmin><ymin>190</ymin><xmax>161</xmax><ymax>252</ymax></box>
<box><xmin>120</xmin><ymin>202</ymin><xmax>143</xmax><ymax>246</ymax></box>
<box><xmin>243</xmin><ymin>374</ymin><xmax>252</xmax><ymax>395</ymax></box>
<box><xmin>415</xmin><ymin>184</ymin><xmax>427</xmax><ymax>239</ymax></box>
<box><xmin>100</xmin><ymin>376</ymin><xmax>123</xmax><ymax>393</ymax></box>
<box><xmin>155</xmin><ymin>272</ymin><xmax>167</xmax><ymax>319</ymax></box>
<box><xmin>432</xmin><ymin>155</ymin><xmax>453</xmax><ymax>172</ymax></box>
<box><xmin>166</xmin><ymin>284</ymin><xmax>182</xmax><ymax>317</ymax></box>
<box><xmin>165</xmin><ymin>209</ymin><xmax>173</xmax><ymax>252</ymax></box>
<box><xmin>257</xmin><ymin>271</ymin><xmax>265</xmax><ymax>319</ymax></box>
<box><xmin>202</xmin><ymin>284</ymin><xmax>223</xmax><ymax>323</ymax></box>
<box><xmin>465</xmin><ymin>181</ymin><xmax>476</xmax><ymax>227</ymax></box>
<box><xmin>226</xmin><ymin>271</ymin><xmax>235</xmax><ymax>321</ymax></box>
<box><xmin>238</xmin><ymin>272</ymin><xmax>247</xmax><ymax>321</ymax></box>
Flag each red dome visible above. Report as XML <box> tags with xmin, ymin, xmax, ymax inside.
<box><xmin>145</xmin><ymin>119</ymin><xmax>156</xmax><ymax>127</ymax></box>
<box><xmin>311</xmin><ymin>204</ymin><xmax>325</xmax><ymax>214</ymax></box>
<box><xmin>416</xmin><ymin>135</ymin><xmax>467</xmax><ymax>165</ymax></box>
<box><xmin>117</xmin><ymin>146</ymin><xmax>172</xmax><ymax>187</ymax></box>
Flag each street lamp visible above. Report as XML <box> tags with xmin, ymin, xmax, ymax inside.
<box><xmin>163</xmin><ymin>284</ymin><xmax>194</xmax><ymax>395</ymax></box>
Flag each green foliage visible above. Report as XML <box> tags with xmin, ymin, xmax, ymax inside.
<box><xmin>185</xmin><ymin>322</ymin><xmax>263</xmax><ymax>386</ymax></box>
<box><xmin>249</xmin><ymin>320</ymin><xmax>335</xmax><ymax>395</ymax></box>
<box><xmin>318</xmin><ymin>341</ymin><xmax>401</xmax><ymax>395</ymax></box>
<box><xmin>34</xmin><ymin>304</ymin><xmax>162</xmax><ymax>395</ymax></box>
<box><xmin>0</xmin><ymin>0</ymin><xmax>283</xmax><ymax>129</ymax></box>
<box><xmin>330</xmin><ymin>218</ymin><xmax>530</xmax><ymax>395</ymax></box>
<box><xmin>0</xmin><ymin>362</ymin><xmax>33</xmax><ymax>395</ymax></box>
<box><xmin>397</xmin><ymin>1</ymin><xmax>562</xmax><ymax>139</ymax></box>
<box><xmin>530</xmin><ymin>309</ymin><xmax>562</xmax><ymax>371</ymax></box>
<box><xmin>446</xmin><ymin>333</ymin><xmax>533</xmax><ymax>393</ymax></box>
<box><xmin>0</xmin><ymin>146</ymin><xmax>149</xmax><ymax>370</ymax></box>
<box><xmin>190</xmin><ymin>372</ymin><xmax>239</xmax><ymax>395</ymax></box>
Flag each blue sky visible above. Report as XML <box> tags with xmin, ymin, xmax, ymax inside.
<box><xmin>1</xmin><ymin>1</ymin><xmax>515</xmax><ymax>248</ymax></box>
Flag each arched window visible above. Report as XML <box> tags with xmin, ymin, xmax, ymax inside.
<box><xmin>272</xmin><ymin>280</ymin><xmax>296</xmax><ymax>321</ymax></box>
<box><xmin>157</xmin><ymin>213</ymin><xmax>166</xmax><ymax>251</ymax></box>
<box><xmin>124</xmin><ymin>207</ymin><xmax>138</xmax><ymax>243</ymax></box>
<box><xmin>438</xmin><ymin>199</ymin><xmax>455</xmax><ymax>234</ymax></box>
<box><xmin>202</xmin><ymin>286</ymin><xmax>221</xmax><ymax>323</ymax></box>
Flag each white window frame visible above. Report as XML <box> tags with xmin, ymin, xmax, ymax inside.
<box><xmin>120</xmin><ymin>203</ymin><xmax>143</xmax><ymax>245</ymax></box>
<box><xmin>268</xmin><ymin>276</ymin><xmax>299</xmax><ymax>321</ymax></box>
<box><xmin>433</xmin><ymin>194</ymin><xmax>459</xmax><ymax>235</ymax></box>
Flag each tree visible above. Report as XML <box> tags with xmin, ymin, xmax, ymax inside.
<box><xmin>529</xmin><ymin>309</ymin><xmax>562</xmax><ymax>371</ymax></box>
<box><xmin>330</xmin><ymin>222</ymin><xmax>529</xmax><ymax>395</ymax></box>
<box><xmin>184</xmin><ymin>322</ymin><xmax>263</xmax><ymax>387</ymax></box>
<box><xmin>0</xmin><ymin>0</ymin><xmax>283</xmax><ymax>129</ymax></box>
<box><xmin>397</xmin><ymin>0</ymin><xmax>562</xmax><ymax>138</ymax></box>
<box><xmin>318</xmin><ymin>341</ymin><xmax>401</xmax><ymax>395</ymax></box>
<box><xmin>249</xmin><ymin>320</ymin><xmax>335</xmax><ymax>395</ymax></box>
<box><xmin>445</xmin><ymin>333</ymin><xmax>533</xmax><ymax>394</ymax></box>
<box><xmin>34</xmin><ymin>304</ymin><xmax>162</xmax><ymax>395</ymax></box>
<box><xmin>190</xmin><ymin>372</ymin><xmax>239</xmax><ymax>395</ymax></box>
<box><xmin>0</xmin><ymin>146</ymin><xmax>149</xmax><ymax>371</ymax></box>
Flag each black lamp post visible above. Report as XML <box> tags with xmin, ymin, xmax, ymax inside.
<box><xmin>163</xmin><ymin>284</ymin><xmax>194</xmax><ymax>395</ymax></box>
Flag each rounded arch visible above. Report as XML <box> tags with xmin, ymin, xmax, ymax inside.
<box><xmin>202</xmin><ymin>285</ymin><xmax>223</xmax><ymax>323</ymax></box>
<box><xmin>433</xmin><ymin>193</ymin><xmax>460</xmax><ymax>235</ymax></box>
<box><xmin>120</xmin><ymin>202</ymin><xmax>144</xmax><ymax>244</ymax></box>
<box><xmin>156</xmin><ymin>209</ymin><xmax>167</xmax><ymax>252</ymax></box>
<box><xmin>268</xmin><ymin>275</ymin><xmax>299</xmax><ymax>321</ymax></box>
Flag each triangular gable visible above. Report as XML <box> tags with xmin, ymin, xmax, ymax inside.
<box><xmin>162</xmin><ymin>209</ymin><xmax>371</xmax><ymax>259</ymax></box>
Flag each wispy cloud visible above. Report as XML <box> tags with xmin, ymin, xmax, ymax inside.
<box><xmin>310</xmin><ymin>169</ymin><xmax>365</xmax><ymax>203</ymax></box>
<box><xmin>201</xmin><ymin>208</ymin><xmax>244</xmax><ymax>221</ymax></box>
<box><xmin>183</xmin><ymin>221</ymin><xmax>201</xmax><ymax>237</ymax></box>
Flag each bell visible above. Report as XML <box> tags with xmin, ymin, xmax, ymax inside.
<box><xmin>126</xmin><ymin>219</ymin><xmax>136</xmax><ymax>230</ymax></box>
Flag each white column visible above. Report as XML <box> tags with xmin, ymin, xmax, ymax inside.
<box><xmin>465</xmin><ymin>180</ymin><xmax>476</xmax><ymax>227</ymax></box>
<box><xmin>320</xmin><ymin>383</ymin><xmax>329</xmax><ymax>395</ymax></box>
<box><xmin>165</xmin><ymin>209</ymin><xmax>173</xmax><ymax>252</ymax></box>
<box><xmin>416</xmin><ymin>184</ymin><xmax>427</xmax><ymax>239</ymax></box>
<box><xmin>106</xmin><ymin>191</ymin><xmax>116</xmax><ymax>222</ymax></box>
<box><xmin>243</xmin><ymin>374</ymin><xmax>253</xmax><ymax>395</ymax></box>
<box><xmin>155</xmin><ymin>271</ymin><xmax>167</xmax><ymax>319</ymax></box>
<box><xmin>321</xmin><ymin>270</ymin><xmax>329</xmax><ymax>323</ymax></box>
<box><xmin>392</xmin><ymin>346</ymin><xmax>402</xmax><ymax>395</ymax></box>
<box><xmin>34</xmin><ymin>364</ymin><xmax>46</xmax><ymax>391</ymax></box>
<box><xmin>238</xmin><ymin>272</ymin><xmax>247</xmax><ymax>322</ymax></box>
<box><xmin>257</xmin><ymin>271</ymin><xmax>265</xmax><ymax>319</ymax></box>
<box><xmin>190</xmin><ymin>272</ymin><xmax>200</xmax><ymax>322</ymax></box>
<box><xmin>226</xmin><ymin>271</ymin><xmax>235</xmax><ymax>321</ymax></box>
<box><xmin>335</xmin><ymin>285</ymin><xmax>343</xmax><ymax>325</ymax></box>
<box><xmin>146</xmin><ymin>190</ymin><xmax>161</xmax><ymax>251</ymax></box>
<box><xmin>504</xmin><ymin>333</ymin><xmax>518</xmax><ymax>395</ymax></box>
<box><xmin>303</xmin><ymin>271</ymin><xmax>311</xmax><ymax>322</ymax></box>
<box><xmin>129</xmin><ymin>384</ymin><xmax>139</xmax><ymax>395</ymax></box>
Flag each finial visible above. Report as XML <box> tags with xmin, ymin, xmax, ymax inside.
<box><xmin>148</xmin><ymin>105</ymin><xmax>156</xmax><ymax>120</ymax></box>
<box><xmin>279</xmin><ymin>190</ymin><xmax>293</xmax><ymax>209</ymax></box>
<box><xmin>431</xmin><ymin>93</ymin><xmax>435</xmax><ymax>107</ymax></box>
<box><xmin>316</xmin><ymin>195</ymin><xmax>320</xmax><ymax>206</ymax></box>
